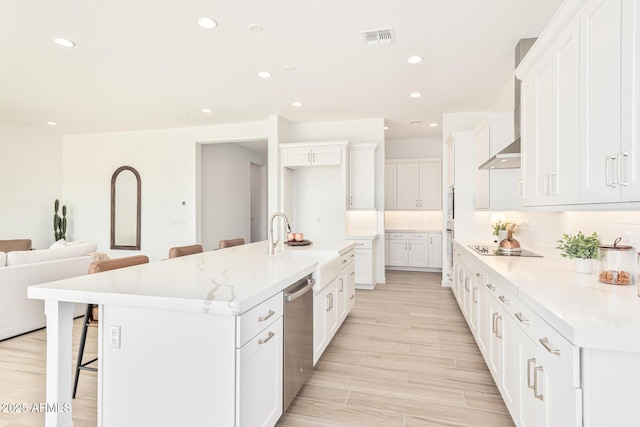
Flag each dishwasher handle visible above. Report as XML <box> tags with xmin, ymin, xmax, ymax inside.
<box><xmin>284</xmin><ymin>278</ymin><xmax>315</xmax><ymax>302</ymax></box>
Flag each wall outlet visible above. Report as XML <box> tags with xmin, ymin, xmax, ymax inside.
<box><xmin>108</xmin><ymin>325</ymin><xmax>121</xmax><ymax>349</ymax></box>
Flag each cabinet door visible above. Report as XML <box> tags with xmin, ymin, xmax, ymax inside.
<box><xmin>427</xmin><ymin>233</ymin><xmax>442</xmax><ymax>268</ymax></box>
<box><xmin>532</xmin><ymin>51</ymin><xmax>554</xmax><ymax>206</ymax></box>
<box><xmin>501</xmin><ymin>311</ymin><xmax>520</xmax><ymax>419</ymax></box>
<box><xmin>418</xmin><ymin>162</ymin><xmax>442</xmax><ymax>209</ymax></box>
<box><xmin>388</xmin><ymin>240</ymin><xmax>409</xmax><ymax>266</ymax></box>
<box><xmin>354</xmin><ymin>248</ymin><xmax>373</xmax><ymax>285</ymax></box>
<box><xmin>326</xmin><ymin>280</ymin><xmax>340</xmax><ymax>338</ymax></box>
<box><xmin>313</xmin><ymin>284</ymin><xmax>331</xmax><ymax>365</ymax></box>
<box><xmin>476</xmin><ymin>279</ymin><xmax>490</xmax><ymax>358</ymax></box>
<box><xmin>475</xmin><ymin>123</ymin><xmax>490</xmax><ymax>209</ymax></box>
<box><xmin>520</xmin><ymin>72</ymin><xmax>536</xmax><ymax>204</ymax></box>
<box><xmin>311</xmin><ymin>147</ymin><xmax>342</xmax><ymax>166</ymax></box>
<box><xmin>384</xmin><ymin>164</ymin><xmax>397</xmax><ymax>210</ymax></box>
<box><xmin>349</xmin><ymin>147</ymin><xmax>376</xmax><ymax>209</ymax></box>
<box><xmin>345</xmin><ymin>262</ymin><xmax>356</xmax><ymax>313</ymax></box>
<box><xmin>408</xmin><ymin>240</ymin><xmax>428</xmax><ymax>267</ymax></box>
<box><xmin>282</xmin><ymin>147</ymin><xmax>312</xmax><ymax>167</ymax></box>
<box><xmin>447</xmin><ymin>138</ymin><xmax>455</xmax><ymax>188</ymax></box>
<box><xmin>580</xmin><ymin>0</ymin><xmax>623</xmax><ymax>203</ymax></box>
<box><xmin>396</xmin><ymin>164</ymin><xmax>420</xmax><ymax>209</ymax></box>
<box><xmin>336</xmin><ymin>275</ymin><xmax>348</xmax><ymax>322</ymax></box>
<box><xmin>518</xmin><ymin>329</ymin><xmax>543</xmax><ymax>427</ymax></box>
<box><xmin>552</xmin><ymin>16</ymin><xmax>581</xmax><ymax>205</ymax></box>
<box><xmin>236</xmin><ymin>317</ymin><xmax>283</xmax><ymax>427</ymax></box>
<box><xmin>487</xmin><ymin>297</ymin><xmax>503</xmax><ymax>383</ymax></box>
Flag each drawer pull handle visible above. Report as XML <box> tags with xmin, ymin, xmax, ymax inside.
<box><xmin>258</xmin><ymin>331</ymin><xmax>275</xmax><ymax>345</ymax></box>
<box><xmin>527</xmin><ymin>358</ymin><xmax>536</xmax><ymax>389</ymax></box>
<box><xmin>495</xmin><ymin>315</ymin><xmax>502</xmax><ymax>339</ymax></box>
<box><xmin>258</xmin><ymin>310</ymin><xmax>276</xmax><ymax>322</ymax></box>
<box><xmin>472</xmin><ymin>287</ymin><xmax>478</xmax><ymax>303</ymax></box>
<box><xmin>539</xmin><ymin>337</ymin><xmax>561</xmax><ymax>355</ymax></box>
<box><xmin>515</xmin><ymin>312</ymin><xmax>529</xmax><ymax>324</ymax></box>
<box><xmin>486</xmin><ymin>284</ymin><xmax>495</xmax><ymax>291</ymax></box>
<box><xmin>475</xmin><ymin>273</ymin><xmax>482</xmax><ymax>278</ymax></box>
<box><xmin>355</xmin><ymin>243</ymin><xmax>364</xmax><ymax>246</ymax></box>
<box><xmin>350</xmin><ymin>295</ymin><xmax>355</xmax><ymax>300</ymax></box>
<box><xmin>492</xmin><ymin>312</ymin><xmax>498</xmax><ymax>334</ymax></box>
<box><xmin>350</xmin><ymin>254</ymin><xmax>355</xmax><ymax>258</ymax></box>
<box><xmin>534</xmin><ymin>366</ymin><xmax>544</xmax><ymax>400</ymax></box>
<box><xmin>342</xmin><ymin>259</ymin><xmax>348</xmax><ymax>264</ymax></box>
<box><xmin>498</xmin><ymin>295</ymin><xmax>510</xmax><ymax>304</ymax></box>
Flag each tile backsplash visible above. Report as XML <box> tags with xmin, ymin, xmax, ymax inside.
<box><xmin>385</xmin><ymin>211</ymin><xmax>443</xmax><ymax>231</ymax></box>
<box><xmin>492</xmin><ymin>211</ymin><xmax>640</xmax><ymax>260</ymax></box>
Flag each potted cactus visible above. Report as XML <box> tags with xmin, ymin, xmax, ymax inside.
<box><xmin>53</xmin><ymin>199</ymin><xmax>67</xmax><ymax>241</ymax></box>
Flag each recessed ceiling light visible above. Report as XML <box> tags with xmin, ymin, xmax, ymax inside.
<box><xmin>248</xmin><ymin>24</ymin><xmax>263</xmax><ymax>33</ymax></box>
<box><xmin>46</xmin><ymin>121</ymin><xmax>58</xmax><ymax>126</ymax></box>
<box><xmin>53</xmin><ymin>38</ymin><xmax>75</xmax><ymax>47</ymax></box>
<box><xmin>197</xmin><ymin>17</ymin><xmax>217</xmax><ymax>29</ymax></box>
<box><xmin>408</xmin><ymin>56</ymin><xmax>423</xmax><ymax>64</ymax></box>
<box><xmin>410</xmin><ymin>92</ymin><xmax>422</xmax><ymax>98</ymax></box>
<box><xmin>410</xmin><ymin>120</ymin><xmax>422</xmax><ymax>124</ymax></box>
<box><xmin>384</xmin><ymin>126</ymin><xmax>389</xmax><ymax>130</ymax></box>
<box><xmin>429</xmin><ymin>122</ymin><xmax>438</xmax><ymax>127</ymax></box>
<box><xmin>258</xmin><ymin>71</ymin><xmax>271</xmax><ymax>79</ymax></box>
<box><xmin>284</xmin><ymin>65</ymin><xmax>297</xmax><ymax>71</ymax></box>
<box><xmin>202</xmin><ymin>108</ymin><xmax>213</xmax><ymax>113</ymax></box>
<box><xmin>292</xmin><ymin>101</ymin><xmax>303</xmax><ymax>107</ymax></box>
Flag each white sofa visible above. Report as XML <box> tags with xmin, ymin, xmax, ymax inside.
<box><xmin>0</xmin><ymin>242</ymin><xmax>98</xmax><ymax>340</ymax></box>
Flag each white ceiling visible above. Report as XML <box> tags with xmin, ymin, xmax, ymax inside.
<box><xmin>0</xmin><ymin>0</ymin><xmax>563</xmax><ymax>140</ymax></box>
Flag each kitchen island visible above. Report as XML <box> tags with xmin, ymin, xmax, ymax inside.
<box><xmin>28</xmin><ymin>240</ymin><xmax>354</xmax><ymax>427</ymax></box>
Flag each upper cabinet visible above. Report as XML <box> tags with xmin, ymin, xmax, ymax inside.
<box><xmin>516</xmin><ymin>0</ymin><xmax>640</xmax><ymax>207</ymax></box>
<box><xmin>579</xmin><ymin>0</ymin><xmax>640</xmax><ymax>203</ymax></box>
<box><xmin>348</xmin><ymin>143</ymin><xmax>377</xmax><ymax>210</ymax></box>
<box><xmin>386</xmin><ymin>159</ymin><xmax>442</xmax><ymax>210</ymax></box>
<box><xmin>281</xmin><ymin>142</ymin><xmax>345</xmax><ymax>168</ymax></box>
<box><xmin>474</xmin><ymin>113</ymin><xmax>519</xmax><ymax>210</ymax></box>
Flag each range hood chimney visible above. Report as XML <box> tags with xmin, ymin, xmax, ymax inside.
<box><xmin>479</xmin><ymin>38</ymin><xmax>536</xmax><ymax>170</ymax></box>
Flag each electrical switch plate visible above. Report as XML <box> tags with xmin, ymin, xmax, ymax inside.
<box><xmin>108</xmin><ymin>325</ymin><xmax>121</xmax><ymax>349</ymax></box>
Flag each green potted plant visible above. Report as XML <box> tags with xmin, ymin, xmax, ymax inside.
<box><xmin>556</xmin><ymin>231</ymin><xmax>600</xmax><ymax>273</ymax></box>
<box><xmin>492</xmin><ymin>221</ymin><xmax>515</xmax><ymax>242</ymax></box>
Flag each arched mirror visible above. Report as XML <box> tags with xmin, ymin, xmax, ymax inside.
<box><xmin>111</xmin><ymin>166</ymin><xmax>141</xmax><ymax>250</ymax></box>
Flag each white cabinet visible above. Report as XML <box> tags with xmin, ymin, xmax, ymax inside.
<box><xmin>281</xmin><ymin>142</ymin><xmax>344</xmax><ymax>168</ymax></box>
<box><xmin>521</xmin><ymin>16</ymin><xmax>580</xmax><ymax>207</ymax></box>
<box><xmin>313</xmin><ymin>277</ymin><xmax>338</xmax><ymax>365</ymax></box>
<box><xmin>353</xmin><ymin>238</ymin><xmax>377</xmax><ymax>289</ymax></box>
<box><xmin>387</xmin><ymin>232</ymin><xmax>441</xmax><ymax>269</ymax></box>
<box><xmin>580</xmin><ymin>0</ymin><xmax>640</xmax><ymax>203</ymax></box>
<box><xmin>236</xmin><ymin>316</ymin><xmax>283</xmax><ymax>427</ymax></box>
<box><xmin>517</xmin><ymin>0</ymin><xmax>640</xmax><ymax>207</ymax></box>
<box><xmin>384</xmin><ymin>164</ymin><xmax>397</xmax><ymax>210</ymax></box>
<box><xmin>474</xmin><ymin>113</ymin><xmax>519</xmax><ymax>210</ymax></box>
<box><xmin>447</xmin><ymin>137</ymin><xmax>455</xmax><ymax>188</ymax></box>
<box><xmin>348</xmin><ymin>144</ymin><xmax>377</xmax><ymax>210</ymax></box>
<box><xmin>386</xmin><ymin>159</ymin><xmax>442</xmax><ymax>210</ymax></box>
<box><xmin>337</xmin><ymin>249</ymin><xmax>355</xmax><ymax>322</ymax></box>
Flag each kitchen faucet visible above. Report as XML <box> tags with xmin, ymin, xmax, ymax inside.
<box><xmin>268</xmin><ymin>212</ymin><xmax>292</xmax><ymax>255</ymax></box>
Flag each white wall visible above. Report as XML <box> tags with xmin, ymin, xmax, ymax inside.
<box><xmin>288</xmin><ymin>118</ymin><xmax>387</xmax><ymax>284</ymax></box>
<box><xmin>200</xmin><ymin>143</ymin><xmax>267</xmax><ymax>251</ymax></box>
<box><xmin>63</xmin><ymin>121</ymin><xmax>269</xmax><ymax>261</ymax></box>
<box><xmin>488</xmin><ymin>75</ymin><xmax>515</xmax><ymax>112</ymax></box>
<box><xmin>385</xmin><ymin>137</ymin><xmax>442</xmax><ymax>159</ymax></box>
<box><xmin>0</xmin><ymin>123</ymin><xmax>63</xmax><ymax>249</ymax></box>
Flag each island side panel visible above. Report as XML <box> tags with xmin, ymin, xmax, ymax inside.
<box><xmin>100</xmin><ymin>305</ymin><xmax>236</xmax><ymax>427</ymax></box>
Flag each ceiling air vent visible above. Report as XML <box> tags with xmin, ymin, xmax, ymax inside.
<box><xmin>362</xmin><ymin>28</ymin><xmax>395</xmax><ymax>46</ymax></box>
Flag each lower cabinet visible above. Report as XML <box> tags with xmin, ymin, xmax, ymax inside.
<box><xmin>236</xmin><ymin>317</ymin><xmax>283</xmax><ymax>427</ymax></box>
<box><xmin>452</xmin><ymin>242</ymin><xmax>582</xmax><ymax>427</ymax></box>
<box><xmin>353</xmin><ymin>239</ymin><xmax>377</xmax><ymax>288</ymax></box>
<box><xmin>313</xmin><ymin>277</ymin><xmax>338</xmax><ymax>365</ymax></box>
<box><xmin>387</xmin><ymin>232</ymin><xmax>442</xmax><ymax>269</ymax></box>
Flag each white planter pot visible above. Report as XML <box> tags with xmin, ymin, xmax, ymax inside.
<box><xmin>574</xmin><ymin>258</ymin><xmax>593</xmax><ymax>274</ymax></box>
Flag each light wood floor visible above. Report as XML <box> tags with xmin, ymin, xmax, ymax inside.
<box><xmin>0</xmin><ymin>271</ymin><xmax>514</xmax><ymax>427</ymax></box>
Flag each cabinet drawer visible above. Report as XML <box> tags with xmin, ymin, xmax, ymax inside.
<box><xmin>407</xmin><ymin>233</ymin><xmax>428</xmax><ymax>240</ymax></box>
<box><xmin>236</xmin><ymin>292</ymin><xmax>283</xmax><ymax>348</ymax></box>
<box><xmin>340</xmin><ymin>249</ymin><xmax>355</xmax><ymax>268</ymax></box>
<box><xmin>389</xmin><ymin>233</ymin><xmax>407</xmax><ymax>240</ymax></box>
<box><xmin>485</xmin><ymin>273</ymin><xmax>517</xmax><ymax>314</ymax></box>
<box><xmin>353</xmin><ymin>240</ymin><xmax>372</xmax><ymax>249</ymax></box>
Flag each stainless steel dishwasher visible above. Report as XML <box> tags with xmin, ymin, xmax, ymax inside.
<box><xmin>283</xmin><ymin>274</ymin><xmax>315</xmax><ymax>412</ymax></box>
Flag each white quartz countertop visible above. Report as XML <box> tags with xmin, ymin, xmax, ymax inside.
<box><xmin>346</xmin><ymin>233</ymin><xmax>379</xmax><ymax>240</ymax></box>
<box><xmin>28</xmin><ymin>240</ymin><xmax>354</xmax><ymax>316</ymax></box>
<box><xmin>455</xmin><ymin>239</ymin><xmax>640</xmax><ymax>353</ymax></box>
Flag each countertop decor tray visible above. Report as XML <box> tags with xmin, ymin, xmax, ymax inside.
<box><xmin>284</xmin><ymin>240</ymin><xmax>312</xmax><ymax>246</ymax></box>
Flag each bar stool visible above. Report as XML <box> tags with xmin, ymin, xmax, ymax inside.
<box><xmin>218</xmin><ymin>238</ymin><xmax>245</xmax><ymax>249</ymax></box>
<box><xmin>168</xmin><ymin>244</ymin><xmax>203</xmax><ymax>258</ymax></box>
<box><xmin>72</xmin><ymin>255</ymin><xmax>149</xmax><ymax>398</ymax></box>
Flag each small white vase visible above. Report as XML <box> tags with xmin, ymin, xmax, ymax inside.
<box><xmin>574</xmin><ymin>258</ymin><xmax>593</xmax><ymax>274</ymax></box>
